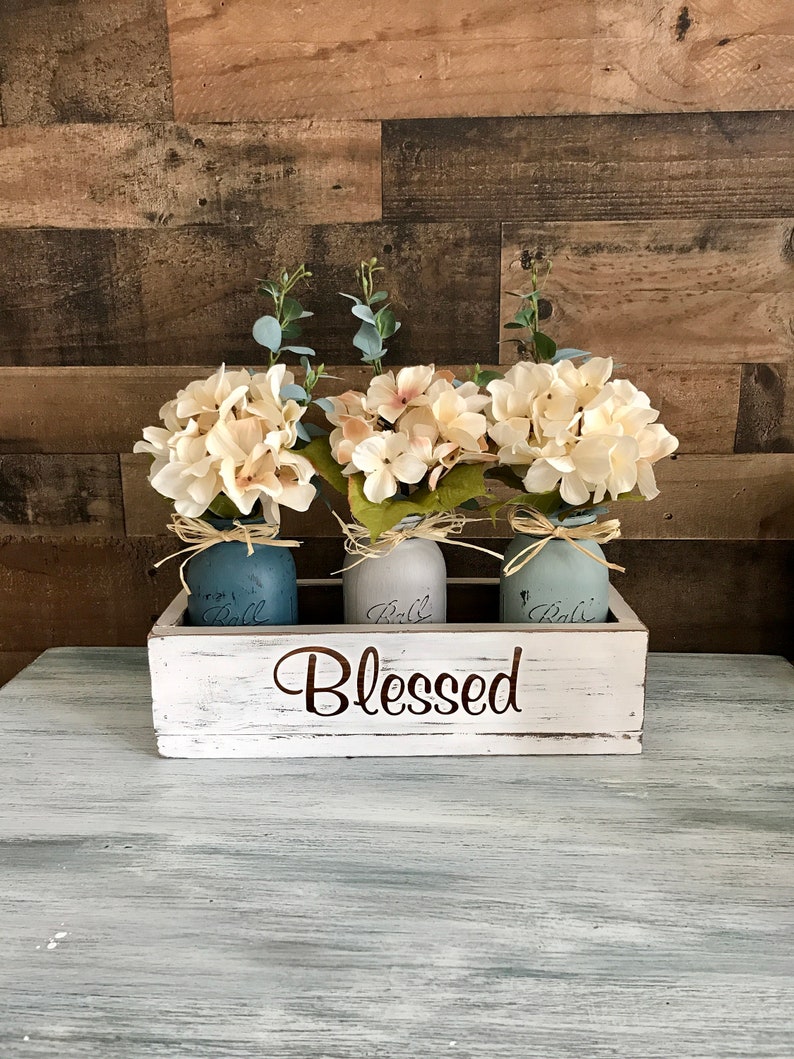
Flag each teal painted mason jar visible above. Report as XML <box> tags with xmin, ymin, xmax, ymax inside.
<box><xmin>184</xmin><ymin>516</ymin><xmax>298</xmax><ymax>627</ymax></box>
<box><xmin>500</xmin><ymin>511</ymin><xmax>610</xmax><ymax>624</ymax></box>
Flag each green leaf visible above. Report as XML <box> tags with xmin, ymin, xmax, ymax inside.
<box><xmin>375</xmin><ymin>307</ymin><xmax>398</xmax><ymax>338</ymax></box>
<box><xmin>281</xmin><ymin>321</ymin><xmax>301</xmax><ymax>341</ymax></box>
<box><xmin>207</xmin><ymin>493</ymin><xmax>245</xmax><ymax>519</ymax></box>
<box><xmin>281</xmin><ymin>297</ymin><xmax>304</xmax><ymax>324</ymax></box>
<box><xmin>280</xmin><ymin>383</ymin><xmax>308</xmax><ymax>402</ymax></box>
<box><xmin>301</xmin><ymin>437</ymin><xmax>348</xmax><ymax>495</ymax></box>
<box><xmin>258</xmin><ymin>280</ymin><xmax>279</xmax><ymax>299</ymax></box>
<box><xmin>503</xmin><ymin>321</ymin><xmax>525</xmax><ymax>330</ymax></box>
<box><xmin>339</xmin><ymin>292</ymin><xmax>362</xmax><ymax>305</ymax></box>
<box><xmin>370</xmin><ymin>290</ymin><xmax>389</xmax><ymax>303</ymax></box>
<box><xmin>473</xmin><ymin>368</ymin><xmax>503</xmax><ymax>386</ymax></box>
<box><xmin>533</xmin><ymin>331</ymin><xmax>557</xmax><ymax>361</ymax></box>
<box><xmin>252</xmin><ymin>315</ymin><xmax>282</xmax><ymax>353</ymax></box>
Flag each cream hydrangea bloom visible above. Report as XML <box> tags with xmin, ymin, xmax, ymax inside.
<box><xmin>134</xmin><ymin>364</ymin><xmax>315</xmax><ymax>522</ymax></box>
<box><xmin>347</xmin><ymin>431</ymin><xmax>427</xmax><ymax>503</ymax></box>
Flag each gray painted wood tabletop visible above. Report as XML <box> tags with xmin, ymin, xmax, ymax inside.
<box><xmin>0</xmin><ymin>649</ymin><xmax>792</xmax><ymax>1059</ymax></box>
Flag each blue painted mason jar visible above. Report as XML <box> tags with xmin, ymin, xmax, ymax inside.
<box><xmin>185</xmin><ymin>516</ymin><xmax>298</xmax><ymax>627</ymax></box>
<box><xmin>500</xmin><ymin>511</ymin><xmax>610</xmax><ymax>624</ymax></box>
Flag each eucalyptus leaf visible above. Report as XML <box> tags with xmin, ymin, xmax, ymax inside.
<box><xmin>313</xmin><ymin>397</ymin><xmax>336</xmax><ymax>413</ymax></box>
<box><xmin>280</xmin><ymin>322</ymin><xmax>301</xmax><ymax>341</ymax></box>
<box><xmin>252</xmin><ymin>315</ymin><xmax>282</xmax><ymax>353</ymax></box>
<box><xmin>553</xmin><ymin>347</ymin><xmax>591</xmax><ymax>363</ymax></box>
<box><xmin>280</xmin><ymin>383</ymin><xmax>308</xmax><ymax>402</ymax></box>
<box><xmin>352</xmin><ymin>322</ymin><xmax>382</xmax><ymax>358</ymax></box>
<box><xmin>303</xmin><ymin>422</ymin><xmax>327</xmax><ymax>438</ymax></box>
<box><xmin>370</xmin><ymin>291</ymin><xmax>389</xmax><ymax>303</ymax></box>
<box><xmin>339</xmin><ymin>293</ymin><xmax>362</xmax><ymax>305</ymax></box>
<box><xmin>281</xmin><ymin>345</ymin><xmax>316</xmax><ymax>357</ymax></box>
<box><xmin>294</xmin><ymin>421</ymin><xmax>311</xmax><ymax>443</ymax></box>
<box><xmin>503</xmin><ymin>321</ymin><xmax>525</xmax><ymax>330</ymax></box>
<box><xmin>351</xmin><ymin>304</ymin><xmax>378</xmax><ymax>325</ymax></box>
<box><xmin>299</xmin><ymin>310</ymin><xmax>314</xmax><ymax>319</ymax></box>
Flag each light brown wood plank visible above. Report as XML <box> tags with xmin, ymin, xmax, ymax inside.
<box><xmin>0</xmin><ymin>123</ymin><xmax>380</xmax><ymax>228</ymax></box>
<box><xmin>0</xmin><ymin>223</ymin><xmax>497</xmax><ymax>365</ymax></box>
<box><xmin>166</xmin><ymin>0</ymin><xmax>794</xmax><ymax>120</ymax></box>
<box><xmin>383</xmin><ymin>112</ymin><xmax>794</xmax><ymax>221</ymax></box>
<box><xmin>500</xmin><ymin>219</ymin><xmax>794</xmax><ymax>365</ymax></box>
<box><xmin>0</xmin><ymin>0</ymin><xmax>172</xmax><ymax>124</ymax></box>
<box><xmin>0</xmin><ymin>363</ymin><xmax>737</xmax><ymax>457</ymax></box>
<box><xmin>0</xmin><ymin>455</ymin><xmax>123</xmax><ymax>538</ymax></box>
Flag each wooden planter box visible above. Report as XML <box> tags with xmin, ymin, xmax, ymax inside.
<box><xmin>147</xmin><ymin>584</ymin><xmax>648</xmax><ymax>758</ymax></box>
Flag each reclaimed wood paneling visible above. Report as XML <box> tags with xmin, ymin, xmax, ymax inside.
<box><xmin>0</xmin><ymin>222</ymin><xmax>497</xmax><ymax>365</ymax></box>
<box><xmin>0</xmin><ymin>362</ymin><xmax>737</xmax><ymax>455</ymax></box>
<box><xmin>383</xmin><ymin>112</ymin><xmax>794</xmax><ymax>222</ymax></box>
<box><xmin>166</xmin><ymin>0</ymin><xmax>794</xmax><ymax>121</ymax></box>
<box><xmin>0</xmin><ymin>454</ymin><xmax>123</xmax><ymax>538</ymax></box>
<box><xmin>122</xmin><ymin>450</ymin><xmax>794</xmax><ymax>542</ymax></box>
<box><xmin>735</xmin><ymin>364</ymin><xmax>794</xmax><ymax>452</ymax></box>
<box><xmin>500</xmin><ymin>219</ymin><xmax>794</xmax><ymax>365</ymax></box>
<box><xmin>1</xmin><ymin>537</ymin><xmax>791</xmax><ymax>657</ymax></box>
<box><xmin>0</xmin><ymin>122</ymin><xmax>381</xmax><ymax>228</ymax></box>
<box><xmin>0</xmin><ymin>0</ymin><xmax>173</xmax><ymax>125</ymax></box>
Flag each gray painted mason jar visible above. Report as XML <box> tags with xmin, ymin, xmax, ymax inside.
<box><xmin>343</xmin><ymin>517</ymin><xmax>447</xmax><ymax>624</ymax></box>
<box><xmin>185</xmin><ymin>516</ymin><xmax>298</xmax><ymax>627</ymax></box>
<box><xmin>500</xmin><ymin>511</ymin><xmax>610</xmax><ymax>624</ymax></box>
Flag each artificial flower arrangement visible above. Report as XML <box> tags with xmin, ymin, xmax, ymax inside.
<box><xmin>134</xmin><ymin>267</ymin><xmax>333</xmax><ymax>625</ymax></box>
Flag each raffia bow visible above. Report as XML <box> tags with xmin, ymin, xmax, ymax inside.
<box><xmin>153</xmin><ymin>514</ymin><xmax>301</xmax><ymax>595</ymax></box>
<box><xmin>332</xmin><ymin>510</ymin><xmax>504</xmax><ymax>573</ymax></box>
<box><xmin>502</xmin><ymin>508</ymin><xmax>626</xmax><ymax>577</ymax></box>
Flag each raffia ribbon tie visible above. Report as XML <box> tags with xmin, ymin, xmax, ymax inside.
<box><xmin>332</xmin><ymin>510</ymin><xmax>504</xmax><ymax>573</ymax></box>
<box><xmin>502</xmin><ymin>509</ymin><xmax>626</xmax><ymax>577</ymax></box>
<box><xmin>153</xmin><ymin>514</ymin><xmax>301</xmax><ymax>595</ymax></box>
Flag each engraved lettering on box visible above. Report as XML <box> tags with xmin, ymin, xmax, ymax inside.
<box><xmin>273</xmin><ymin>645</ymin><xmax>523</xmax><ymax>717</ymax></box>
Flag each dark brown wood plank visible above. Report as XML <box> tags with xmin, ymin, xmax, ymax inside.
<box><xmin>0</xmin><ymin>122</ymin><xmax>380</xmax><ymax>228</ymax></box>
<box><xmin>0</xmin><ymin>455</ymin><xmax>123</xmax><ymax>538</ymax></box>
<box><xmin>166</xmin><ymin>0</ymin><xmax>794</xmax><ymax>121</ymax></box>
<box><xmin>500</xmin><ymin>219</ymin><xmax>794</xmax><ymax>365</ymax></box>
<box><xmin>1</xmin><ymin>538</ymin><xmax>791</xmax><ymax>657</ymax></box>
<box><xmin>0</xmin><ymin>652</ymin><xmax>39</xmax><ymax>688</ymax></box>
<box><xmin>0</xmin><ymin>0</ymin><xmax>173</xmax><ymax>124</ymax></box>
<box><xmin>382</xmin><ymin>112</ymin><xmax>794</xmax><ymax>222</ymax></box>
<box><xmin>735</xmin><ymin>363</ymin><xmax>794</xmax><ymax>452</ymax></box>
<box><xmin>0</xmin><ymin>360</ymin><xmax>732</xmax><ymax>456</ymax></box>
<box><xmin>0</xmin><ymin>223</ymin><xmax>498</xmax><ymax>365</ymax></box>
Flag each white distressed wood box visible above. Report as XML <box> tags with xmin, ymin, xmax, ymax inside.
<box><xmin>147</xmin><ymin>584</ymin><xmax>648</xmax><ymax>758</ymax></box>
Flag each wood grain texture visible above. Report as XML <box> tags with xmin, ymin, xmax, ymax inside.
<box><xmin>0</xmin><ymin>454</ymin><xmax>123</xmax><ymax>538</ymax></box>
<box><xmin>166</xmin><ymin>0</ymin><xmax>794</xmax><ymax>120</ymax></box>
<box><xmin>0</xmin><ymin>362</ymin><xmax>740</xmax><ymax>456</ymax></box>
<box><xmin>500</xmin><ymin>219</ymin><xmax>794</xmax><ymax>365</ymax></box>
<box><xmin>0</xmin><ymin>649</ymin><xmax>792</xmax><ymax>1055</ymax></box>
<box><xmin>735</xmin><ymin>363</ymin><xmax>794</xmax><ymax>452</ymax></box>
<box><xmin>0</xmin><ymin>223</ymin><xmax>497</xmax><ymax>366</ymax></box>
<box><xmin>0</xmin><ymin>122</ymin><xmax>380</xmax><ymax>228</ymax></box>
<box><xmin>383</xmin><ymin>111</ymin><xmax>794</xmax><ymax>222</ymax></box>
<box><xmin>0</xmin><ymin>0</ymin><xmax>173</xmax><ymax>124</ymax></box>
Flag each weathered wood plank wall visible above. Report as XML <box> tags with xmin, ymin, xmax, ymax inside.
<box><xmin>0</xmin><ymin>0</ymin><xmax>792</xmax><ymax>682</ymax></box>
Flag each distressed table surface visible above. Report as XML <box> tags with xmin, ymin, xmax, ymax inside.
<box><xmin>0</xmin><ymin>649</ymin><xmax>792</xmax><ymax>1059</ymax></box>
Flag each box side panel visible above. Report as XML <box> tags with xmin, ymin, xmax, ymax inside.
<box><xmin>148</xmin><ymin>627</ymin><xmax>647</xmax><ymax>740</ymax></box>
